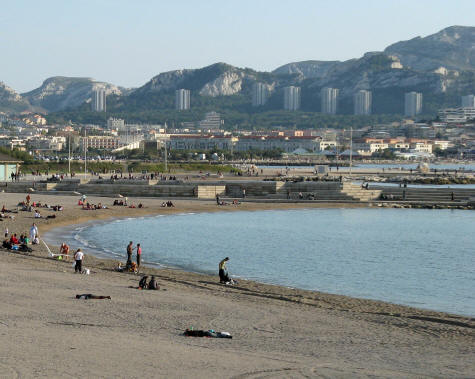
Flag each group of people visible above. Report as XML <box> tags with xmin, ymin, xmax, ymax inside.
<box><xmin>1</xmin><ymin>223</ymin><xmax>39</xmax><ymax>252</ymax></box>
<box><xmin>138</xmin><ymin>275</ymin><xmax>159</xmax><ymax>290</ymax></box>
<box><xmin>160</xmin><ymin>201</ymin><xmax>175</xmax><ymax>207</ymax></box>
<box><xmin>126</xmin><ymin>241</ymin><xmax>142</xmax><ymax>272</ymax></box>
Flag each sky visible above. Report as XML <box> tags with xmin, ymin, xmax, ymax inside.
<box><xmin>1</xmin><ymin>0</ymin><xmax>474</xmax><ymax>93</ymax></box>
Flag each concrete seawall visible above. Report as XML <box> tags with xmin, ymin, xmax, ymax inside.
<box><xmin>1</xmin><ymin>179</ymin><xmax>474</xmax><ymax>204</ymax></box>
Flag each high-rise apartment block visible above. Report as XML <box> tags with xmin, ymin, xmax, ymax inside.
<box><xmin>92</xmin><ymin>88</ymin><xmax>106</xmax><ymax>112</ymax></box>
<box><xmin>354</xmin><ymin>90</ymin><xmax>372</xmax><ymax>115</ymax></box>
<box><xmin>175</xmin><ymin>89</ymin><xmax>190</xmax><ymax>110</ymax></box>
<box><xmin>404</xmin><ymin>92</ymin><xmax>423</xmax><ymax>117</ymax></box>
<box><xmin>461</xmin><ymin>94</ymin><xmax>475</xmax><ymax>108</ymax></box>
<box><xmin>283</xmin><ymin>86</ymin><xmax>301</xmax><ymax>111</ymax></box>
<box><xmin>321</xmin><ymin>87</ymin><xmax>339</xmax><ymax>114</ymax></box>
<box><xmin>252</xmin><ymin>83</ymin><xmax>268</xmax><ymax>107</ymax></box>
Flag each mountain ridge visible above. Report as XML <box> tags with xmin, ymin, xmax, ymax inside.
<box><xmin>1</xmin><ymin>25</ymin><xmax>474</xmax><ymax>116</ymax></box>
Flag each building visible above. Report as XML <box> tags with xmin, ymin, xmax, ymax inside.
<box><xmin>321</xmin><ymin>87</ymin><xmax>339</xmax><ymax>114</ymax></box>
<box><xmin>404</xmin><ymin>92</ymin><xmax>423</xmax><ymax>117</ymax></box>
<box><xmin>27</xmin><ymin>136</ymin><xmax>65</xmax><ymax>151</ymax></box>
<box><xmin>438</xmin><ymin>107</ymin><xmax>475</xmax><ymax>123</ymax></box>
<box><xmin>198</xmin><ymin>112</ymin><xmax>223</xmax><ymax>129</ymax></box>
<box><xmin>283</xmin><ymin>86</ymin><xmax>300</xmax><ymax>111</ymax></box>
<box><xmin>92</xmin><ymin>88</ymin><xmax>106</xmax><ymax>112</ymax></box>
<box><xmin>354</xmin><ymin>90</ymin><xmax>372</xmax><ymax>115</ymax></box>
<box><xmin>107</xmin><ymin>117</ymin><xmax>125</xmax><ymax>130</ymax></box>
<box><xmin>168</xmin><ymin>135</ymin><xmax>236</xmax><ymax>151</ymax></box>
<box><xmin>252</xmin><ymin>83</ymin><xmax>268</xmax><ymax>107</ymax></box>
<box><xmin>0</xmin><ymin>153</ymin><xmax>21</xmax><ymax>181</ymax></box>
<box><xmin>175</xmin><ymin>89</ymin><xmax>190</xmax><ymax>110</ymax></box>
<box><xmin>461</xmin><ymin>94</ymin><xmax>475</xmax><ymax>108</ymax></box>
<box><xmin>236</xmin><ymin>136</ymin><xmax>320</xmax><ymax>153</ymax></box>
<box><xmin>353</xmin><ymin>138</ymin><xmax>389</xmax><ymax>153</ymax></box>
<box><xmin>80</xmin><ymin>136</ymin><xmax>121</xmax><ymax>150</ymax></box>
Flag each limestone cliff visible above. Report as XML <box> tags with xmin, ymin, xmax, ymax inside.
<box><xmin>22</xmin><ymin>77</ymin><xmax>124</xmax><ymax>112</ymax></box>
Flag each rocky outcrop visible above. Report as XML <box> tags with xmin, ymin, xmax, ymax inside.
<box><xmin>273</xmin><ymin>60</ymin><xmax>341</xmax><ymax>79</ymax></box>
<box><xmin>384</xmin><ymin>25</ymin><xmax>475</xmax><ymax>71</ymax></box>
<box><xmin>22</xmin><ymin>77</ymin><xmax>124</xmax><ymax>112</ymax></box>
<box><xmin>0</xmin><ymin>82</ymin><xmax>31</xmax><ymax>113</ymax></box>
<box><xmin>199</xmin><ymin>70</ymin><xmax>245</xmax><ymax>96</ymax></box>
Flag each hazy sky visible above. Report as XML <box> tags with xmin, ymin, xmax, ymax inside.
<box><xmin>2</xmin><ymin>0</ymin><xmax>474</xmax><ymax>92</ymax></box>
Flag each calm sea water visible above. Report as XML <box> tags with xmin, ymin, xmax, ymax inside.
<box><xmin>45</xmin><ymin>208</ymin><xmax>475</xmax><ymax>316</ymax></box>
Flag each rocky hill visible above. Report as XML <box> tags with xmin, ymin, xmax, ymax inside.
<box><xmin>384</xmin><ymin>25</ymin><xmax>475</xmax><ymax>72</ymax></box>
<box><xmin>0</xmin><ymin>82</ymin><xmax>31</xmax><ymax>113</ymax></box>
<box><xmin>22</xmin><ymin>77</ymin><xmax>125</xmax><ymax>112</ymax></box>
<box><xmin>1</xmin><ymin>25</ymin><xmax>474</xmax><ymax>117</ymax></box>
<box><xmin>273</xmin><ymin>60</ymin><xmax>342</xmax><ymax>79</ymax></box>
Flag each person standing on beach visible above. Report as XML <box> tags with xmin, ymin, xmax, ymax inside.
<box><xmin>74</xmin><ymin>248</ymin><xmax>84</xmax><ymax>273</ymax></box>
<box><xmin>126</xmin><ymin>241</ymin><xmax>133</xmax><ymax>269</ymax></box>
<box><xmin>29</xmin><ymin>223</ymin><xmax>38</xmax><ymax>241</ymax></box>
<box><xmin>135</xmin><ymin>243</ymin><xmax>142</xmax><ymax>269</ymax></box>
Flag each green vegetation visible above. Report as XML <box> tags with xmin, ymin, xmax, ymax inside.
<box><xmin>126</xmin><ymin>162</ymin><xmax>240</xmax><ymax>174</ymax></box>
<box><xmin>0</xmin><ymin>147</ymin><xmax>34</xmax><ymax>162</ymax></box>
<box><xmin>21</xmin><ymin>161</ymin><xmax>124</xmax><ymax>174</ymax></box>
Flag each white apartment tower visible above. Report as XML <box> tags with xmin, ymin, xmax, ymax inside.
<box><xmin>461</xmin><ymin>94</ymin><xmax>475</xmax><ymax>108</ymax></box>
<box><xmin>283</xmin><ymin>86</ymin><xmax>301</xmax><ymax>111</ymax></box>
<box><xmin>354</xmin><ymin>90</ymin><xmax>372</xmax><ymax>115</ymax></box>
<box><xmin>92</xmin><ymin>88</ymin><xmax>106</xmax><ymax>112</ymax></box>
<box><xmin>175</xmin><ymin>89</ymin><xmax>191</xmax><ymax>110</ymax></box>
<box><xmin>321</xmin><ymin>87</ymin><xmax>339</xmax><ymax>114</ymax></box>
<box><xmin>404</xmin><ymin>92</ymin><xmax>423</xmax><ymax>117</ymax></box>
<box><xmin>252</xmin><ymin>83</ymin><xmax>268</xmax><ymax>107</ymax></box>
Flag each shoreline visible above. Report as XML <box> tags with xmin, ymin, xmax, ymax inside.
<box><xmin>1</xmin><ymin>193</ymin><xmax>474</xmax><ymax>377</ymax></box>
<box><xmin>34</xmin><ymin>196</ymin><xmax>471</xmax><ymax>319</ymax></box>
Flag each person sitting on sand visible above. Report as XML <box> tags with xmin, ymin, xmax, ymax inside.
<box><xmin>10</xmin><ymin>233</ymin><xmax>19</xmax><ymax>245</ymax></box>
<box><xmin>138</xmin><ymin>276</ymin><xmax>148</xmax><ymax>289</ymax></box>
<box><xmin>34</xmin><ymin>210</ymin><xmax>42</xmax><ymax>218</ymax></box>
<box><xmin>2</xmin><ymin>239</ymin><xmax>12</xmax><ymax>249</ymax></box>
<box><xmin>148</xmin><ymin>276</ymin><xmax>159</xmax><ymax>290</ymax></box>
<box><xmin>219</xmin><ymin>257</ymin><xmax>230</xmax><ymax>283</ymax></box>
<box><xmin>32</xmin><ymin>236</ymin><xmax>40</xmax><ymax>245</ymax></box>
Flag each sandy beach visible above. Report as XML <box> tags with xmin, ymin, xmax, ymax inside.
<box><xmin>0</xmin><ymin>193</ymin><xmax>474</xmax><ymax>378</ymax></box>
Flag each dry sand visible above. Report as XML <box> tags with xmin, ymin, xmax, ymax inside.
<box><xmin>0</xmin><ymin>193</ymin><xmax>474</xmax><ymax>378</ymax></box>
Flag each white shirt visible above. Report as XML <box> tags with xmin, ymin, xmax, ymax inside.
<box><xmin>29</xmin><ymin>225</ymin><xmax>38</xmax><ymax>239</ymax></box>
<box><xmin>74</xmin><ymin>251</ymin><xmax>84</xmax><ymax>260</ymax></box>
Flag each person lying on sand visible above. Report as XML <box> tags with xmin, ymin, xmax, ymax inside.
<box><xmin>75</xmin><ymin>294</ymin><xmax>111</xmax><ymax>299</ymax></box>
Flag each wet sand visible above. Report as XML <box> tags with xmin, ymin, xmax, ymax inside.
<box><xmin>0</xmin><ymin>193</ymin><xmax>474</xmax><ymax>377</ymax></box>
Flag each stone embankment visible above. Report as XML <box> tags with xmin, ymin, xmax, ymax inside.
<box><xmin>1</xmin><ymin>178</ymin><xmax>474</xmax><ymax>208</ymax></box>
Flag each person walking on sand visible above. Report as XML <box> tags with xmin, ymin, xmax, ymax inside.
<box><xmin>135</xmin><ymin>243</ymin><xmax>142</xmax><ymax>269</ymax></box>
<box><xmin>126</xmin><ymin>241</ymin><xmax>133</xmax><ymax>269</ymax></box>
<box><xmin>74</xmin><ymin>248</ymin><xmax>84</xmax><ymax>273</ymax></box>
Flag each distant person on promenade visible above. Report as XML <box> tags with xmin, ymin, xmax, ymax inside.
<box><xmin>74</xmin><ymin>248</ymin><xmax>84</xmax><ymax>273</ymax></box>
<box><xmin>126</xmin><ymin>241</ymin><xmax>133</xmax><ymax>269</ymax></box>
<box><xmin>219</xmin><ymin>257</ymin><xmax>230</xmax><ymax>283</ymax></box>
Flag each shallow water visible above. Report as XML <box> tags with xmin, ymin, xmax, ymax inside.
<box><xmin>46</xmin><ymin>208</ymin><xmax>475</xmax><ymax>316</ymax></box>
